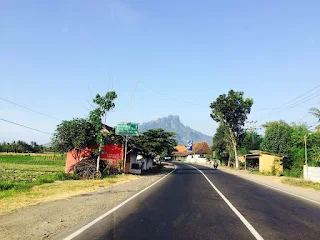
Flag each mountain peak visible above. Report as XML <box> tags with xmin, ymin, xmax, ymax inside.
<box><xmin>139</xmin><ymin>115</ymin><xmax>212</xmax><ymax>145</ymax></box>
<box><xmin>167</xmin><ymin>115</ymin><xmax>180</xmax><ymax>121</ymax></box>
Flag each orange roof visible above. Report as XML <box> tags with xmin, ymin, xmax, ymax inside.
<box><xmin>193</xmin><ymin>142</ymin><xmax>212</xmax><ymax>154</ymax></box>
<box><xmin>175</xmin><ymin>145</ymin><xmax>187</xmax><ymax>152</ymax></box>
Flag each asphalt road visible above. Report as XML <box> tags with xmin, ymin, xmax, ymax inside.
<box><xmin>63</xmin><ymin>162</ymin><xmax>320</xmax><ymax>240</ymax></box>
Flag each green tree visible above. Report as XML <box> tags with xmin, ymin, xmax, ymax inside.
<box><xmin>309</xmin><ymin>107</ymin><xmax>320</xmax><ymax>122</ymax></box>
<box><xmin>240</xmin><ymin>131</ymin><xmax>263</xmax><ymax>154</ymax></box>
<box><xmin>51</xmin><ymin>118</ymin><xmax>96</xmax><ymax>160</ymax></box>
<box><xmin>212</xmin><ymin>123</ymin><xmax>232</xmax><ymax>165</ymax></box>
<box><xmin>260</xmin><ymin>121</ymin><xmax>292</xmax><ymax>155</ymax></box>
<box><xmin>89</xmin><ymin>91</ymin><xmax>117</xmax><ymax>174</ymax></box>
<box><xmin>210</xmin><ymin>90</ymin><xmax>253</xmax><ymax>169</ymax></box>
<box><xmin>130</xmin><ymin>129</ymin><xmax>177</xmax><ymax>158</ymax></box>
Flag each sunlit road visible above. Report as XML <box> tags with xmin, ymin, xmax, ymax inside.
<box><xmin>63</xmin><ymin>163</ymin><xmax>320</xmax><ymax>240</ymax></box>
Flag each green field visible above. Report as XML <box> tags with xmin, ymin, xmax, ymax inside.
<box><xmin>0</xmin><ymin>154</ymin><xmax>72</xmax><ymax>198</ymax></box>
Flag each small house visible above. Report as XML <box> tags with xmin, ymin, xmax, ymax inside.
<box><xmin>172</xmin><ymin>142</ymin><xmax>213</xmax><ymax>164</ymax></box>
<box><xmin>240</xmin><ymin>150</ymin><xmax>284</xmax><ymax>175</ymax></box>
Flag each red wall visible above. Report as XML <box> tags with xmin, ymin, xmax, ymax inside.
<box><xmin>65</xmin><ymin>144</ymin><xmax>124</xmax><ymax>173</ymax></box>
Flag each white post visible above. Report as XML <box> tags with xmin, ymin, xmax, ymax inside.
<box><xmin>96</xmin><ymin>144</ymin><xmax>102</xmax><ymax>173</ymax></box>
<box><xmin>123</xmin><ymin>135</ymin><xmax>128</xmax><ymax>173</ymax></box>
<box><xmin>304</xmin><ymin>135</ymin><xmax>308</xmax><ymax>165</ymax></box>
<box><xmin>304</xmin><ymin>135</ymin><xmax>308</xmax><ymax>180</ymax></box>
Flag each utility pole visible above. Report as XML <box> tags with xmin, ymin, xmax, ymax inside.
<box><xmin>304</xmin><ymin>135</ymin><xmax>308</xmax><ymax>165</ymax></box>
<box><xmin>123</xmin><ymin>135</ymin><xmax>128</xmax><ymax>172</ymax></box>
<box><xmin>245</xmin><ymin>121</ymin><xmax>260</xmax><ymax>148</ymax></box>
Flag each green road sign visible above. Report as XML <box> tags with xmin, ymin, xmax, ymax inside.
<box><xmin>116</xmin><ymin>123</ymin><xmax>139</xmax><ymax>136</ymax></box>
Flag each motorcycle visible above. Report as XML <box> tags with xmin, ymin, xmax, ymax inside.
<box><xmin>213</xmin><ymin>161</ymin><xmax>218</xmax><ymax>169</ymax></box>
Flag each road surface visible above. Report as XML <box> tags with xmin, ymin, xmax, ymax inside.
<box><xmin>61</xmin><ymin>162</ymin><xmax>320</xmax><ymax>240</ymax></box>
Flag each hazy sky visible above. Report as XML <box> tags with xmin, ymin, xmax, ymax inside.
<box><xmin>1</xmin><ymin>0</ymin><xmax>320</xmax><ymax>144</ymax></box>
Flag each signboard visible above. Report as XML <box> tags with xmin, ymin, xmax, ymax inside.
<box><xmin>187</xmin><ymin>140</ymin><xmax>193</xmax><ymax>152</ymax></box>
<box><xmin>100</xmin><ymin>145</ymin><xmax>123</xmax><ymax>160</ymax></box>
<box><xmin>116</xmin><ymin>123</ymin><xmax>139</xmax><ymax>136</ymax></box>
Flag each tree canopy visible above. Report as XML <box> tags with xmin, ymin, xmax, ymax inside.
<box><xmin>0</xmin><ymin>141</ymin><xmax>50</xmax><ymax>153</ymax></box>
<box><xmin>239</xmin><ymin>131</ymin><xmax>263</xmax><ymax>154</ymax></box>
<box><xmin>89</xmin><ymin>91</ymin><xmax>117</xmax><ymax>146</ymax></box>
<box><xmin>212</xmin><ymin>123</ymin><xmax>231</xmax><ymax>165</ymax></box>
<box><xmin>309</xmin><ymin>107</ymin><xmax>320</xmax><ymax>122</ymax></box>
<box><xmin>51</xmin><ymin>118</ymin><xmax>96</xmax><ymax>153</ymax></box>
<box><xmin>210</xmin><ymin>90</ymin><xmax>253</xmax><ymax>168</ymax></box>
<box><xmin>129</xmin><ymin>129</ymin><xmax>177</xmax><ymax>158</ymax></box>
<box><xmin>260</xmin><ymin>121</ymin><xmax>292</xmax><ymax>156</ymax></box>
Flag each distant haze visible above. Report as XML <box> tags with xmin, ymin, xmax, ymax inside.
<box><xmin>139</xmin><ymin>115</ymin><xmax>212</xmax><ymax>146</ymax></box>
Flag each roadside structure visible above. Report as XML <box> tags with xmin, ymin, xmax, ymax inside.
<box><xmin>172</xmin><ymin>142</ymin><xmax>213</xmax><ymax>164</ymax></box>
<box><xmin>239</xmin><ymin>150</ymin><xmax>284</xmax><ymax>175</ymax></box>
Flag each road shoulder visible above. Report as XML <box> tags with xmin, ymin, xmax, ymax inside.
<box><xmin>0</xmin><ymin>164</ymin><xmax>174</xmax><ymax>240</ymax></box>
<box><xmin>192</xmin><ymin>162</ymin><xmax>320</xmax><ymax>205</ymax></box>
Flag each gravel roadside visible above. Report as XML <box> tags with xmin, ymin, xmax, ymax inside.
<box><xmin>0</xmin><ymin>164</ymin><xmax>174</xmax><ymax>240</ymax></box>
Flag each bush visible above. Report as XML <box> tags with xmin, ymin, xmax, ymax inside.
<box><xmin>0</xmin><ymin>181</ymin><xmax>15</xmax><ymax>191</ymax></box>
<box><xmin>282</xmin><ymin>168</ymin><xmax>302</xmax><ymax>178</ymax></box>
<box><xmin>55</xmin><ymin>172</ymin><xmax>79</xmax><ymax>181</ymax></box>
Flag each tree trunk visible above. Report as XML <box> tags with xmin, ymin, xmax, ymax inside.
<box><xmin>96</xmin><ymin>144</ymin><xmax>102</xmax><ymax>174</ymax></box>
<box><xmin>233</xmin><ymin>141</ymin><xmax>239</xmax><ymax>169</ymax></box>
<box><xmin>229</xmin><ymin>128</ymin><xmax>239</xmax><ymax>169</ymax></box>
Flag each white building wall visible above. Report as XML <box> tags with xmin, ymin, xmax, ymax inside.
<box><xmin>129</xmin><ymin>153</ymin><xmax>141</xmax><ymax>174</ymax></box>
<box><xmin>145</xmin><ymin>158</ymin><xmax>153</xmax><ymax>170</ymax></box>
<box><xmin>185</xmin><ymin>154</ymin><xmax>208</xmax><ymax>164</ymax></box>
<box><xmin>304</xmin><ymin>165</ymin><xmax>320</xmax><ymax>183</ymax></box>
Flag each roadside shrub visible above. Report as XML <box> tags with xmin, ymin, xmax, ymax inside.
<box><xmin>282</xmin><ymin>168</ymin><xmax>302</xmax><ymax>178</ymax></box>
<box><xmin>55</xmin><ymin>172</ymin><xmax>80</xmax><ymax>181</ymax></box>
<box><xmin>0</xmin><ymin>181</ymin><xmax>15</xmax><ymax>191</ymax></box>
<box><xmin>37</xmin><ymin>176</ymin><xmax>56</xmax><ymax>184</ymax></box>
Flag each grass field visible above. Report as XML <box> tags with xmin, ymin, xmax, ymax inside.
<box><xmin>0</xmin><ymin>153</ymin><xmax>140</xmax><ymax>213</ymax></box>
<box><xmin>0</xmin><ymin>154</ymin><xmax>68</xmax><ymax>198</ymax></box>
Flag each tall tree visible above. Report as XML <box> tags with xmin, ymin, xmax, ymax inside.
<box><xmin>51</xmin><ymin>118</ymin><xmax>96</xmax><ymax>160</ymax></box>
<box><xmin>89</xmin><ymin>91</ymin><xmax>117</xmax><ymax>174</ymax></box>
<box><xmin>210</xmin><ymin>90</ymin><xmax>253</xmax><ymax>169</ymax></box>
<box><xmin>130</xmin><ymin>129</ymin><xmax>177</xmax><ymax>158</ymax></box>
<box><xmin>240</xmin><ymin>131</ymin><xmax>263</xmax><ymax>154</ymax></box>
<box><xmin>309</xmin><ymin>107</ymin><xmax>320</xmax><ymax>122</ymax></box>
<box><xmin>260</xmin><ymin>121</ymin><xmax>292</xmax><ymax>155</ymax></box>
<box><xmin>212</xmin><ymin>123</ymin><xmax>232</xmax><ymax>166</ymax></box>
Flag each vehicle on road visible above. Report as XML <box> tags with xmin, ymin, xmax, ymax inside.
<box><xmin>213</xmin><ymin>160</ymin><xmax>218</xmax><ymax>169</ymax></box>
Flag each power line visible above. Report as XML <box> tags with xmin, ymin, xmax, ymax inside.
<box><xmin>281</xmin><ymin>90</ymin><xmax>320</xmax><ymax>111</ymax></box>
<box><xmin>0</xmin><ymin>118</ymin><xmax>53</xmax><ymax>135</ymax></box>
<box><xmin>261</xmin><ymin>84</ymin><xmax>320</xmax><ymax>121</ymax></box>
<box><xmin>0</xmin><ymin>96</ymin><xmax>61</xmax><ymax>121</ymax></box>
<box><xmin>308</xmin><ymin>121</ymin><xmax>319</xmax><ymax>130</ymax></box>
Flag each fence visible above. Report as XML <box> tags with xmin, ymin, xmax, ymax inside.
<box><xmin>304</xmin><ymin>165</ymin><xmax>320</xmax><ymax>183</ymax></box>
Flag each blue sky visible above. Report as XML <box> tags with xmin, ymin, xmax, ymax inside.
<box><xmin>1</xmin><ymin>0</ymin><xmax>320</xmax><ymax>144</ymax></box>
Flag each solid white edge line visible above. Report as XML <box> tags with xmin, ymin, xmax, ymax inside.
<box><xmin>63</xmin><ymin>164</ymin><xmax>177</xmax><ymax>240</ymax></box>
<box><xmin>219</xmin><ymin>169</ymin><xmax>320</xmax><ymax>206</ymax></box>
<box><xmin>188</xmin><ymin>164</ymin><xmax>264</xmax><ymax>240</ymax></box>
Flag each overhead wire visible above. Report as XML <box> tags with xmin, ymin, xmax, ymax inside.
<box><xmin>260</xmin><ymin>84</ymin><xmax>320</xmax><ymax>121</ymax></box>
<box><xmin>0</xmin><ymin>96</ymin><xmax>62</xmax><ymax>121</ymax></box>
<box><xmin>0</xmin><ymin>118</ymin><xmax>53</xmax><ymax>135</ymax></box>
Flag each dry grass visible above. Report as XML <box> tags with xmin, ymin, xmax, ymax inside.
<box><xmin>281</xmin><ymin>178</ymin><xmax>320</xmax><ymax>191</ymax></box>
<box><xmin>0</xmin><ymin>174</ymin><xmax>140</xmax><ymax>214</ymax></box>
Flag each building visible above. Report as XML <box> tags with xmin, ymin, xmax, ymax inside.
<box><xmin>65</xmin><ymin>144</ymin><xmax>124</xmax><ymax>173</ymax></box>
<box><xmin>172</xmin><ymin>142</ymin><xmax>213</xmax><ymax>164</ymax></box>
<box><xmin>128</xmin><ymin>153</ymin><xmax>154</xmax><ymax>174</ymax></box>
<box><xmin>239</xmin><ymin>150</ymin><xmax>284</xmax><ymax>176</ymax></box>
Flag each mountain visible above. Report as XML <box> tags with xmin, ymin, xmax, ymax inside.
<box><xmin>139</xmin><ymin>115</ymin><xmax>212</xmax><ymax>146</ymax></box>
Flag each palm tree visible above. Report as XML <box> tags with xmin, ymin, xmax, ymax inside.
<box><xmin>309</xmin><ymin>107</ymin><xmax>320</xmax><ymax>121</ymax></box>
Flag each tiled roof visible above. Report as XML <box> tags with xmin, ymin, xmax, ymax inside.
<box><xmin>192</xmin><ymin>142</ymin><xmax>212</xmax><ymax>154</ymax></box>
<box><xmin>175</xmin><ymin>145</ymin><xmax>187</xmax><ymax>152</ymax></box>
